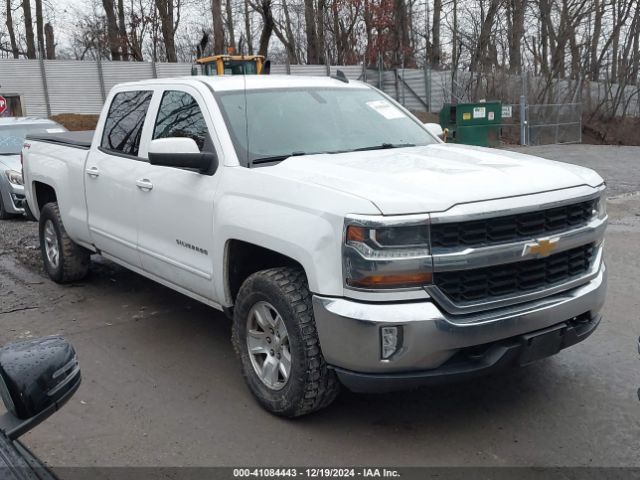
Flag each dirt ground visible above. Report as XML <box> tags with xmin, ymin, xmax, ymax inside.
<box><xmin>0</xmin><ymin>144</ymin><xmax>638</xmax><ymax>470</ymax></box>
<box><xmin>50</xmin><ymin>114</ymin><xmax>99</xmax><ymax>131</ymax></box>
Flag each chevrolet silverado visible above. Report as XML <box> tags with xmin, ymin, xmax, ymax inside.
<box><xmin>22</xmin><ymin>75</ymin><xmax>607</xmax><ymax>416</ymax></box>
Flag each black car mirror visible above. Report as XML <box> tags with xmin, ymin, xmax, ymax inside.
<box><xmin>0</xmin><ymin>336</ymin><xmax>81</xmax><ymax>439</ymax></box>
<box><xmin>148</xmin><ymin>137</ymin><xmax>219</xmax><ymax>175</ymax></box>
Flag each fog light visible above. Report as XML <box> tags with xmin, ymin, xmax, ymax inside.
<box><xmin>381</xmin><ymin>326</ymin><xmax>401</xmax><ymax>359</ymax></box>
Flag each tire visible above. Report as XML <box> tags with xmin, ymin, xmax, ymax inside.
<box><xmin>232</xmin><ymin>267</ymin><xmax>339</xmax><ymax>417</ymax></box>
<box><xmin>24</xmin><ymin>201</ymin><xmax>37</xmax><ymax>222</ymax></box>
<box><xmin>39</xmin><ymin>202</ymin><xmax>90</xmax><ymax>283</ymax></box>
<box><xmin>0</xmin><ymin>194</ymin><xmax>16</xmax><ymax>220</ymax></box>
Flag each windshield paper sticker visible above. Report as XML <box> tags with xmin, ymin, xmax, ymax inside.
<box><xmin>366</xmin><ymin>100</ymin><xmax>405</xmax><ymax>120</ymax></box>
<box><xmin>473</xmin><ymin>107</ymin><xmax>486</xmax><ymax>119</ymax></box>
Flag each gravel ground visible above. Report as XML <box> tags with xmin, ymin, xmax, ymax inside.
<box><xmin>0</xmin><ymin>216</ymin><xmax>40</xmax><ymax>271</ymax></box>
<box><xmin>0</xmin><ymin>144</ymin><xmax>638</xmax><ymax>470</ymax></box>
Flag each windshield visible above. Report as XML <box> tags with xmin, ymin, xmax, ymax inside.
<box><xmin>215</xmin><ymin>87</ymin><xmax>438</xmax><ymax>166</ymax></box>
<box><xmin>223</xmin><ymin>60</ymin><xmax>258</xmax><ymax>75</ymax></box>
<box><xmin>0</xmin><ymin>124</ymin><xmax>64</xmax><ymax>155</ymax></box>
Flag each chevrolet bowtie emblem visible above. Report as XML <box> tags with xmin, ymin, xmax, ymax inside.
<box><xmin>523</xmin><ymin>238</ymin><xmax>559</xmax><ymax>257</ymax></box>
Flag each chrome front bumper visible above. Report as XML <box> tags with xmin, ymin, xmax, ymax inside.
<box><xmin>313</xmin><ymin>264</ymin><xmax>607</xmax><ymax>377</ymax></box>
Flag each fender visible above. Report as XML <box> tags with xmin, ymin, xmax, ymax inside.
<box><xmin>23</xmin><ymin>142</ymin><xmax>93</xmax><ymax>249</ymax></box>
<box><xmin>211</xmin><ymin>167</ymin><xmax>380</xmax><ymax>304</ymax></box>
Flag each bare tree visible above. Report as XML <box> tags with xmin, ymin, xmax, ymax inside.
<box><xmin>508</xmin><ymin>0</ymin><xmax>526</xmax><ymax>73</ymax></box>
<box><xmin>155</xmin><ymin>0</ymin><xmax>178</xmax><ymax>61</ymax></box>
<box><xmin>430</xmin><ymin>0</ymin><xmax>441</xmax><ymax>67</ymax></box>
<box><xmin>225</xmin><ymin>0</ymin><xmax>236</xmax><ymax>51</ymax></box>
<box><xmin>35</xmin><ymin>0</ymin><xmax>44</xmax><ymax>57</ymax></box>
<box><xmin>469</xmin><ymin>0</ymin><xmax>501</xmax><ymax>72</ymax></box>
<box><xmin>117</xmin><ymin>0</ymin><xmax>129</xmax><ymax>59</ymax></box>
<box><xmin>212</xmin><ymin>0</ymin><xmax>225</xmax><ymax>54</ymax></box>
<box><xmin>253</xmin><ymin>0</ymin><xmax>273</xmax><ymax>57</ymax></box>
<box><xmin>5</xmin><ymin>0</ymin><xmax>20</xmax><ymax>58</ymax></box>
<box><xmin>273</xmin><ymin>0</ymin><xmax>298</xmax><ymax>63</ymax></box>
<box><xmin>44</xmin><ymin>22</ymin><xmax>55</xmax><ymax>59</ymax></box>
<box><xmin>304</xmin><ymin>0</ymin><xmax>318</xmax><ymax>63</ymax></box>
<box><xmin>23</xmin><ymin>0</ymin><xmax>37</xmax><ymax>58</ymax></box>
<box><xmin>103</xmin><ymin>0</ymin><xmax>122</xmax><ymax>60</ymax></box>
<box><xmin>243</xmin><ymin>0</ymin><xmax>253</xmax><ymax>54</ymax></box>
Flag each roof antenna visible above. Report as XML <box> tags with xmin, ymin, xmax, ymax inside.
<box><xmin>332</xmin><ymin>69</ymin><xmax>349</xmax><ymax>83</ymax></box>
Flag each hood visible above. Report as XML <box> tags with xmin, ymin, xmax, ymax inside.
<box><xmin>264</xmin><ymin>144</ymin><xmax>604</xmax><ymax>215</ymax></box>
<box><xmin>0</xmin><ymin>154</ymin><xmax>21</xmax><ymax>172</ymax></box>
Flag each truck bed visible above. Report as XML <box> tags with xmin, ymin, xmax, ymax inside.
<box><xmin>25</xmin><ymin>130</ymin><xmax>94</xmax><ymax>150</ymax></box>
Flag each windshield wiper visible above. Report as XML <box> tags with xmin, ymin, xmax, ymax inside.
<box><xmin>251</xmin><ymin>151</ymin><xmax>308</xmax><ymax>165</ymax></box>
<box><xmin>0</xmin><ymin>152</ymin><xmax>20</xmax><ymax>156</ymax></box>
<box><xmin>352</xmin><ymin>143</ymin><xmax>416</xmax><ymax>152</ymax></box>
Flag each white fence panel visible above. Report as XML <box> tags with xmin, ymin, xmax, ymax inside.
<box><xmin>101</xmin><ymin>62</ymin><xmax>154</xmax><ymax>95</ymax></box>
<box><xmin>156</xmin><ymin>62</ymin><xmax>193</xmax><ymax>78</ymax></box>
<box><xmin>44</xmin><ymin>60</ymin><xmax>104</xmax><ymax>115</ymax></box>
<box><xmin>269</xmin><ymin>64</ymin><xmax>288</xmax><ymax>75</ymax></box>
<box><xmin>328</xmin><ymin>65</ymin><xmax>363</xmax><ymax>80</ymax></box>
<box><xmin>290</xmin><ymin>64</ymin><xmax>326</xmax><ymax>76</ymax></box>
<box><xmin>0</xmin><ymin>59</ymin><xmax>48</xmax><ymax>116</ymax></box>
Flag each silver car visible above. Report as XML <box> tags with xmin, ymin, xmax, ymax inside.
<box><xmin>0</xmin><ymin>117</ymin><xmax>66</xmax><ymax>219</ymax></box>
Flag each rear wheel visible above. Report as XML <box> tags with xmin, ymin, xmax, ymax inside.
<box><xmin>232</xmin><ymin>267</ymin><xmax>339</xmax><ymax>417</ymax></box>
<box><xmin>39</xmin><ymin>202</ymin><xmax>90</xmax><ymax>283</ymax></box>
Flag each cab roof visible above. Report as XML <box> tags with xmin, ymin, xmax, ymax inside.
<box><xmin>117</xmin><ymin>75</ymin><xmax>369</xmax><ymax>93</ymax></box>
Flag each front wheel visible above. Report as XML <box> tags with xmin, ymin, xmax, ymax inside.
<box><xmin>39</xmin><ymin>202</ymin><xmax>90</xmax><ymax>283</ymax></box>
<box><xmin>232</xmin><ymin>267</ymin><xmax>339</xmax><ymax>417</ymax></box>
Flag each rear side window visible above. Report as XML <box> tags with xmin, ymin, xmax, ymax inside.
<box><xmin>101</xmin><ymin>90</ymin><xmax>152</xmax><ymax>156</ymax></box>
<box><xmin>153</xmin><ymin>91</ymin><xmax>210</xmax><ymax>151</ymax></box>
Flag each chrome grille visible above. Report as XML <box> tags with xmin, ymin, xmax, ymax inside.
<box><xmin>433</xmin><ymin>243</ymin><xmax>595</xmax><ymax>303</ymax></box>
<box><xmin>431</xmin><ymin>199</ymin><xmax>597</xmax><ymax>249</ymax></box>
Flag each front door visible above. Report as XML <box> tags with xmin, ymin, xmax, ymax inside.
<box><xmin>135</xmin><ymin>88</ymin><xmax>219</xmax><ymax>300</ymax></box>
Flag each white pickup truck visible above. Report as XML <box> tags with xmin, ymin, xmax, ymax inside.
<box><xmin>22</xmin><ymin>75</ymin><xmax>607</xmax><ymax>416</ymax></box>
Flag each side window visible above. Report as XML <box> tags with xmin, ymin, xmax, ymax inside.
<box><xmin>101</xmin><ymin>90</ymin><xmax>152</xmax><ymax>156</ymax></box>
<box><xmin>153</xmin><ymin>91</ymin><xmax>211</xmax><ymax>151</ymax></box>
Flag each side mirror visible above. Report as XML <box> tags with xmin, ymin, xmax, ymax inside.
<box><xmin>424</xmin><ymin>122</ymin><xmax>444</xmax><ymax>140</ymax></box>
<box><xmin>262</xmin><ymin>60</ymin><xmax>271</xmax><ymax>75</ymax></box>
<box><xmin>148</xmin><ymin>138</ymin><xmax>218</xmax><ymax>175</ymax></box>
<box><xmin>0</xmin><ymin>336</ymin><xmax>81</xmax><ymax>439</ymax></box>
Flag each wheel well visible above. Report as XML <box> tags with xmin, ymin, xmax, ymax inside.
<box><xmin>226</xmin><ymin>240</ymin><xmax>304</xmax><ymax>303</ymax></box>
<box><xmin>33</xmin><ymin>182</ymin><xmax>57</xmax><ymax>213</ymax></box>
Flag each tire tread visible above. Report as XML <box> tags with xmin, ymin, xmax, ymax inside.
<box><xmin>232</xmin><ymin>267</ymin><xmax>339</xmax><ymax>417</ymax></box>
<box><xmin>40</xmin><ymin>202</ymin><xmax>89</xmax><ymax>283</ymax></box>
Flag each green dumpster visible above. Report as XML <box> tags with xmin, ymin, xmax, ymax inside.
<box><xmin>439</xmin><ymin>102</ymin><xmax>502</xmax><ymax>147</ymax></box>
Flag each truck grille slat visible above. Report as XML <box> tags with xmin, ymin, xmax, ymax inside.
<box><xmin>431</xmin><ymin>199</ymin><xmax>597</xmax><ymax>249</ymax></box>
<box><xmin>433</xmin><ymin>244</ymin><xmax>595</xmax><ymax>303</ymax></box>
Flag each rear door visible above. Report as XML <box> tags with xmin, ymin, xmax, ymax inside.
<box><xmin>85</xmin><ymin>90</ymin><xmax>152</xmax><ymax>267</ymax></box>
<box><xmin>135</xmin><ymin>87</ymin><xmax>220</xmax><ymax>300</ymax></box>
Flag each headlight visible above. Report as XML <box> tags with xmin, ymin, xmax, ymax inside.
<box><xmin>594</xmin><ymin>196</ymin><xmax>607</xmax><ymax>219</ymax></box>
<box><xmin>5</xmin><ymin>170</ymin><xmax>23</xmax><ymax>186</ymax></box>
<box><xmin>343</xmin><ymin>219</ymin><xmax>432</xmax><ymax>289</ymax></box>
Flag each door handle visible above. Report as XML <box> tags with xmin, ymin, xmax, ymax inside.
<box><xmin>136</xmin><ymin>179</ymin><xmax>153</xmax><ymax>191</ymax></box>
<box><xmin>85</xmin><ymin>166</ymin><xmax>100</xmax><ymax>178</ymax></box>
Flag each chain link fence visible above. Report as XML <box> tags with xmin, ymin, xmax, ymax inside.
<box><xmin>525</xmin><ymin>103</ymin><xmax>582</xmax><ymax>145</ymax></box>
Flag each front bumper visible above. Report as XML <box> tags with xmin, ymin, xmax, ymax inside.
<box><xmin>312</xmin><ymin>264</ymin><xmax>606</xmax><ymax>391</ymax></box>
<box><xmin>0</xmin><ymin>174</ymin><xmax>25</xmax><ymax>214</ymax></box>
